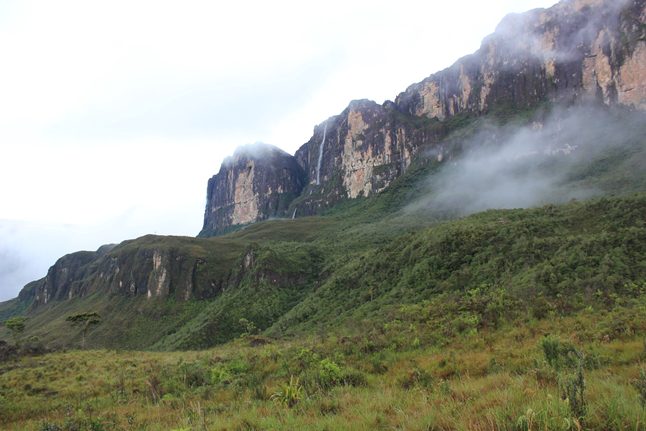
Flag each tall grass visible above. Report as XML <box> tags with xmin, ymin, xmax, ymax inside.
<box><xmin>3</xmin><ymin>303</ymin><xmax>646</xmax><ymax>430</ymax></box>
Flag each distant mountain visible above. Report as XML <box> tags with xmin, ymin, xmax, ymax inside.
<box><xmin>200</xmin><ymin>0</ymin><xmax>646</xmax><ymax>236</ymax></box>
<box><xmin>3</xmin><ymin>0</ymin><xmax>646</xmax><ymax>351</ymax></box>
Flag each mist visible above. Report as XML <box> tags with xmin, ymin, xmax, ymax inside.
<box><xmin>492</xmin><ymin>0</ymin><xmax>634</xmax><ymax>63</ymax></box>
<box><xmin>411</xmin><ymin>106</ymin><xmax>646</xmax><ymax>216</ymax></box>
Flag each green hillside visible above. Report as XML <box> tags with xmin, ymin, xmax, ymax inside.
<box><xmin>3</xmin><ymin>107</ymin><xmax>646</xmax><ymax>354</ymax></box>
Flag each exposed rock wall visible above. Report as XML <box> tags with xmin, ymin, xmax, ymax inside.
<box><xmin>199</xmin><ymin>143</ymin><xmax>306</xmax><ymax>237</ymax></box>
<box><xmin>295</xmin><ymin>100</ymin><xmax>412</xmax><ymax>198</ymax></box>
<box><xmin>291</xmin><ymin>100</ymin><xmax>427</xmax><ymax>216</ymax></box>
<box><xmin>32</xmin><ymin>250</ymin><xmax>100</xmax><ymax>306</ymax></box>
<box><xmin>281</xmin><ymin>0</ymin><xmax>646</xmax><ymax>218</ymax></box>
<box><xmin>198</xmin><ymin>0</ymin><xmax>646</xmax><ymax>230</ymax></box>
<box><xmin>92</xmin><ymin>242</ymin><xmax>226</xmax><ymax>302</ymax></box>
<box><xmin>25</xmin><ymin>235</ymin><xmax>312</xmax><ymax>313</ymax></box>
<box><xmin>28</xmin><ymin>237</ymin><xmax>245</xmax><ymax>307</ymax></box>
<box><xmin>395</xmin><ymin>0</ymin><xmax>646</xmax><ymax>118</ymax></box>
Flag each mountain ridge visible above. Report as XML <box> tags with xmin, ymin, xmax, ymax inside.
<box><xmin>200</xmin><ymin>0</ymin><xmax>646</xmax><ymax>236</ymax></box>
<box><xmin>3</xmin><ymin>0</ymin><xmax>646</xmax><ymax>351</ymax></box>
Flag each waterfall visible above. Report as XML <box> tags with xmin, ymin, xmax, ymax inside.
<box><xmin>292</xmin><ymin>208</ymin><xmax>297</xmax><ymax>219</ymax></box>
<box><xmin>316</xmin><ymin>124</ymin><xmax>327</xmax><ymax>185</ymax></box>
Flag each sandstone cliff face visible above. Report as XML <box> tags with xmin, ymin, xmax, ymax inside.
<box><xmin>27</xmin><ymin>235</ymin><xmax>315</xmax><ymax>313</ymax></box>
<box><xmin>29</xmin><ymin>237</ymin><xmax>246</xmax><ymax>307</ymax></box>
<box><xmin>31</xmin><ymin>245</ymin><xmax>115</xmax><ymax>307</ymax></box>
<box><xmin>291</xmin><ymin>100</ymin><xmax>436</xmax><ymax>216</ymax></box>
<box><xmin>285</xmin><ymin>0</ymin><xmax>646</xmax><ymax>217</ymax></box>
<box><xmin>396</xmin><ymin>0</ymin><xmax>646</xmax><ymax>118</ymax></box>
<box><xmin>295</xmin><ymin>100</ymin><xmax>412</xmax><ymax>198</ymax></box>
<box><xmin>198</xmin><ymin>0</ymin><xmax>646</xmax><ymax>227</ymax></box>
<box><xmin>91</xmin><ymin>241</ymin><xmax>230</xmax><ymax>302</ymax></box>
<box><xmin>199</xmin><ymin>143</ymin><xmax>306</xmax><ymax>237</ymax></box>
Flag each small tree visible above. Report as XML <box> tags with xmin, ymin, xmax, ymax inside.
<box><xmin>2</xmin><ymin>316</ymin><xmax>28</xmax><ymax>346</ymax></box>
<box><xmin>65</xmin><ymin>312</ymin><xmax>101</xmax><ymax>349</ymax></box>
<box><xmin>238</xmin><ymin>318</ymin><xmax>257</xmax><ymax>337</ymax></box>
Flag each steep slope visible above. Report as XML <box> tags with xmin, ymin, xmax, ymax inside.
<box><xmin>199</xmin><ymin>143</ymin><xmax>306</xmax><ymax>237</ymax></box>
<box><xmin>199</xmin><ymin>0</ymin><xmax>646</xmax><ymax>234</ymax></box>
<box><xmin>3</xmin><ymin>0</ymin><xmax>646</xmax><ymax>351</ymax></box>
<box><xmin>396</xmin><ymin>0</ymin><xmax>646</xmax><ymax>117</ymax></box>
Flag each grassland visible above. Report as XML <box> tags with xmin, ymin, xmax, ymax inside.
<box><xmin>3</xmin><ymin>298</ymin><xmax>646</xmax><ymax>430</ymax></box>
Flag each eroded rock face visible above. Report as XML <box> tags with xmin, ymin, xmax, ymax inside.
<box><xmin>281</xmin><ymin>0</ymin><xmax>646</xmax><ymax>217</ymax></box>
<box><xmin>292</xmin><ymin>100</ymin><xmax>422</xmax><ymax>215</ymax></box>
<box><xmin>200</xmin><ymin>0</ymin><xmax>646</xmax><ymax>228</ymax></box>
<box><xmin>200</xmin><ymin>143</ymin><xmax>306</xmax><ymax>237</ymax></box>
<box><xmin>27</xmin><ymin>237</ymin><xmax>242</xmax><ymax>307</ymax></box>
<box><xmin>396</xmin><ymin>0</ymin><xmax>646</xmax><ymax>118</ymax></box>
<box><xmin>94</xmin><ymin>243</ymin><xmax>221</xmax><ymax>302</ymax></box>
<box><xmin>32</xmin><ymin>249</ymin><xmax>101</xmax><ymax>306</ymax></box>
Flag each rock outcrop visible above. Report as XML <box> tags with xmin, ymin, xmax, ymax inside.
<box><xmin>199</xmin><ymin>143</ymin><xmax>306</xmax><ymax>237</ymax></box>
<box><xmin>200</xmin><ymin>0</ymin><xmax>646</xmax><ymax>231</ymax></box>
<box><xmin>290</xmin><ymin>100</ymin><xmax>434</xmax><ymax>216</ymax></box>
<box><xmin>396</xmin><ymin>0</ymin><xmax>646</xmax><ymax>118</ymax></box>
<box><xmin>27</xmin><ymin>237</ymin><xmax>245</xmax><ymax>307</ymax></box>
<box><xmin>31</xmin><ymin>245</ymin><xmax>116</xmax><ymax>306</ymax></box>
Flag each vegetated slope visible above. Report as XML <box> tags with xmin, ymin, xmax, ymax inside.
<box><xmin>273</xmin><ymin>194</ymin><xmax>646</xmax><ymax>335</ymax></box>
<box><xmin>147</xmin><ymin>106</ymin><xmax>646</xmax><ymax>349</ymax></box>
<box><xmin>4</xmin><ymin>270</ymin><xmax>646</xmax><ymax>430</ymax></box>
<box><xmin>3</xmin><ymin>105</ymin><xmax>646</xmax><ymax>350</ymax></box>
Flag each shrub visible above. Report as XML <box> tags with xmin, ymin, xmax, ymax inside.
<box><xmin>559</xmin><ymin>360</ymin><xmax>586</xmax><ymax>419</ymax></box>
<box><xmin>318</xmin><ymin>358</ymin><xmax>343</xmax><ymax>389</ymax></box>
<box><xmin>211</xmin><ymin>364</ymin><xmax>233</xmax><ymax>385</ymax></box>
<box><xmin>537</xmin><ymin>336</ymin><xmax>577</xmax><ymax>371</ymax></box>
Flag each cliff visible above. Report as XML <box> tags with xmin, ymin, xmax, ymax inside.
<box><xmin>4</xmin><ymin>0</ymin><xmax>646</xmax><ymax>351</ymax></box>
<box><xmin>290</xmin><ymin>100</ymin><xmax>425</xmax><ymax>216</ymax></box>
<box><xmin>396</xmin><ymin>0</ymin><xmax>646</xmax><ymax>117</ymax></box>
<box><xmin>199</xmin><ymin>143</ymin><xmax>306</xmax><ymax>237</ymax></box>
<box><xmin>29</xmin><ymin>244</ymin><xmax>117</xmax><ymax>307</ymax></box>
<box><xmin>200</xmin><ymin>0</ymin><xmax>646</xmax><ymax>234</ymax></box>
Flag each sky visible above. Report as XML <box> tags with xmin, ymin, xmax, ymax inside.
<box><xmin>0</xmin><ymin>0</ymin><xmax>560</xmax><ymax>301</ymax></box>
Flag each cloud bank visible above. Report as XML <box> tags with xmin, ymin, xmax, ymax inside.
<box><xmin>412</xmin><ymin>106</ymin><xmax>646</xmax><ymax>216</ymax></box>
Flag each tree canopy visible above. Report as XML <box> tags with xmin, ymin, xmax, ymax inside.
<box><xmin>1</xmin><ymin>316</ymin><xmax>27</xmax><ymax>345</ymax></box>
<box><xmin>65</xmin><ymin>312</ymin><xmax>101</xmax><ymax>349</ymax></box>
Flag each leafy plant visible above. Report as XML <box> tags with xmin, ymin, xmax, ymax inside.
<box><xmin>271</xmin><ymin>376</ymin><xmax>303</xmax><ymax>407</ymax></box>
<box><xmin>317</xmin><ymin>358</ymin><xmax>343</xmax><ymax>389</ymax></box>
<box><xmin>559</xmin><ymin>358</ymin><xmax>587</xmax><ymax>419</ymax></box>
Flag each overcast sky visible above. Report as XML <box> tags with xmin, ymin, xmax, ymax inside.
<box><xmin>0</xmin><ymin>0</ymin><xmax>559</xmax><ymax>301</ymax></box>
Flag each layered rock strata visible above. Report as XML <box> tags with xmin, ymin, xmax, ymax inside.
<box><xmin>396</xmin><ymin>0</ymin><xmax>646</xmax><ymax>118</ymax></box>
<box><xmin>201</xmin><ymin>0</ymin><xmax>646</xmax><ymax>232</ymax></box>
<box><xmin>199</xmin><ymin>143</ymin><xmax>306</xmax><ymax>237</ymax></box>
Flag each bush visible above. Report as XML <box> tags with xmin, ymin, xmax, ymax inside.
<box><xmin>318</xmin><ymin>358</ymin><xmax>343</xmax><ymax>389</ymax></box>
<box><xmin>537</xmin><ymin>336</ymin><xmax>577</xmax><ymax>371</ymax></box>
<box><xmin>559</xmin><ymin>362</ymin><xmax>586</xmax><ymax>419</ymax></box>
<box><xmin>211</xmin><ymin>364</ymin><xmax>233</xmax><ymax>385</ymax></box>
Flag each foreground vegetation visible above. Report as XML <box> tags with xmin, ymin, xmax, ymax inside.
<box><xmin>2</xmin><ymin>105</ymin><xmax>646</xmax><ymax>429</ymax></box>
<box><xmin>2</xmin><ymin>106</ymin><xmax>646</xmax><ymax>352</ymax></box>
<box><xmin>3</xmin><ymin>298</ymin><xmax>646</xmax><ymax>430</ymax></box>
